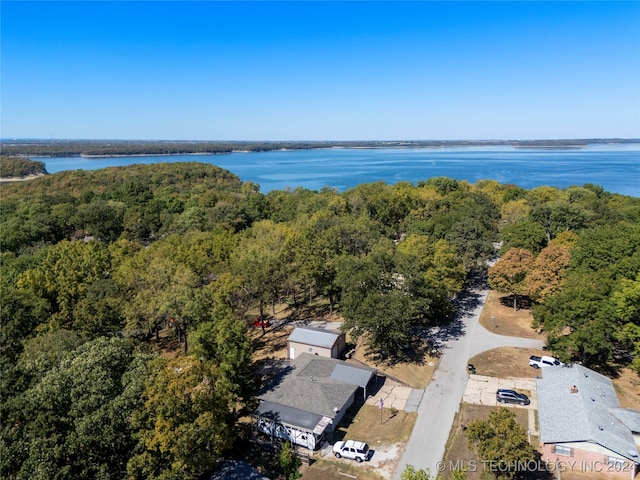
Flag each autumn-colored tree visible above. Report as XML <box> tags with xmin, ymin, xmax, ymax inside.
<box><xmin>488</xmin><ymin>248</ymin><xmax>535</xmax><ymax>310</ymax></box>
<box><xmin>548</xmin><ymin>230</ymin><xmax>578</xmax><ymax>247</ymax></box>
<box><xmin>525</xmin><ymin>244</ymin><xmax>571</xmax><ymax>303</ymax></box>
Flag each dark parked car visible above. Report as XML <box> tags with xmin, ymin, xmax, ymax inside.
<box><xmin>496</xmin><ymin>389</ymin><xmax>530</xmax><ymax>405</ymax></box>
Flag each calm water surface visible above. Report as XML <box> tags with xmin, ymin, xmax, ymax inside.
<box><xmin>40</xmin><ymin>145</ymin><xmax>640</xmax><ymax>196</ymax></box>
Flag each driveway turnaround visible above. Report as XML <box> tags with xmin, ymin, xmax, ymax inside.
<box><xmin>463</xmin><ymin>374</ymin><xmax>538</xmax><ymax>410</ymax></box>
<box><xmin>393</xmin><ymin>286</ymin><xmax>544</xmax><ymax>479</ymax></box>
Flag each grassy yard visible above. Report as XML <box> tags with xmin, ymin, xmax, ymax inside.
<box><xmin>300</xmin><ymin>405</ymin><xmax>417</xmax><ymax>480</ymax></box>
<box><xmin>468</xmin><ymin>346</ymin><xmax>549</xmax><ymax>379</ymax></box>
<box><xmin>479</xmin><ymin>290</ymin><xmax>545</xmax><ymax>340</ymax></box>
<box><xmin>339</xmin><ymin>405</ymin><xmax>417</xmax><ymax>445</ymax></box>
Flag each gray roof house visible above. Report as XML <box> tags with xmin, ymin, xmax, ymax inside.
<box><xmin>254</xmin><ymin>353</ymin><xmax>377</xmax><ymax>446</ymax></box>
<box><xmin>536</xmin><ymin>364</ymin><xmax>639</xmax><ymax>478</ymax></box>
<box><xmin>287</xmin><ymin>326</ymin><xmax>346</xmax><ymax>360</ymax></box>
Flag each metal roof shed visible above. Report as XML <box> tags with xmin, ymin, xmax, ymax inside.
<box><xmin>287</xmin><ymin>326</ymin><xmax>345</xmax><ymax>359</ymax></box>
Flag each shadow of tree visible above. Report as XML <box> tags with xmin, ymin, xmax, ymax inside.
<box><xmin>499</xmin><ymin>294</ymin><xmax>532</xmax><ymax>310</ymax></box>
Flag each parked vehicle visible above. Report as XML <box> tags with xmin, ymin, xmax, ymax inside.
<box><xmin>496</xmin><ymin>389</ymin><xmax>530</xmax><ymax>405</ymax></box>
<box><xmin>333</xmin><ymin>440</ymin><xmax>371</xmax><ymax>462</ymax></box>
<box><xmin>251</xmin><ymin>317</ymin><xmax>271</xmax><ymax>328</ymax></box>
<box><xmin>529</xmin><ymin>355</ymin><xmax>564</xmax><ymax>369</ymax></box>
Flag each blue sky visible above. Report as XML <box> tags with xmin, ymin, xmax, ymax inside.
<box><xmin>2</xmin><ymin>1</ymin><xmax>639</xmax><ymax>140</ymax></box>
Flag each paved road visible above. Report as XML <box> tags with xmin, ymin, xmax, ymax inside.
<box><xmin>393</xmin><ymin>286</ymin><xmax>544</xmax><ymax>478</ymax></box>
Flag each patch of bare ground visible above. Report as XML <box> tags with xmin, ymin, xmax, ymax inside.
<box><xmin>612</xmin><ymin>367</ymin><xmax>640</xmax><ymax>410</ymax></box>
<box><xmin>351</xmin><ymin>338</ymin><xmax>439</xmax><ymax>389</ymax></box>
<box><xmin>151</xmin><ymin>326</ymin><xmax>182</xmax><ymax>359</ymax></box>
<box><xmin>300</xmin><ymin>459</ymin><xmax>386</xmax><ymax>480</ymax></box>
<box><xmin>249</xmin><ymin>323</ymin><xmax>293</xmax><ymax>362</ymax></box>
<box><xmin>0</xmin><ymin>173</ymin><xmax>45</xmax><ymax>182</ymax></box>
<box><xmin>248</xmin><ymin>301</ymin><xmax>342</xmax><ymax>362</ymax></box>
<box><xmin>479</xmin><ymin>290</ymin><xmax>545</xmax><ymax>340</ymax></box>
<box><xmin>468</xmin><ymin>347</ymin><xmax>550</xmax><ymax>379</ymax></box>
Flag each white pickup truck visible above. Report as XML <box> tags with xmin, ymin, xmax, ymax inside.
<box><xmin>529</xmin><ymin>355</ymin><xmax>564</xmax><ymax>369</ymax></box>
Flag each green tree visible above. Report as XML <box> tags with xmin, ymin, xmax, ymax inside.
<box><xmin>75</xmin><ymin>200</ymin><xmax>125</xmax><ymax>242</ymax></box>
<box><xmin>278</xmin><ymin>442</ymin><xmax>301</xmax><ymax>480</ymax></box>
<box><xmin>287</xmin><ymin>211</ymin><xmax>378</xmax><ymax>313</ymax></box>
<box><xmin>230</xmin><ymin>220</ymin><xmax>292</xmax><ymax>317</ymax></box>
<box><xmin>465</xmin><ymin>409</ymin><xmax>535</xmax><ymax>480</ymax></box>
<box><xmin>612</xmin><ymin>277</ymin><xmax>640</xmax><ymax>372</ymax></box>
<box><xmin>530</xmin><ymin>200</ymin><xmax>589</xmax><ymax>243</ymax></box>
<box><xmin>499</xmin><ymin>219</ymin><xmax>547</xmax><ymax>254</ymax></box>
<box><xmin>337</xmin><ymin>241</ymin><xmax>413</xmax><ymax>360</ymax></box>
<box><xmin>17</xmin><ymin>240</ymin><xmax>112</xmax><ymax>329</ymax></box>
<box><xmin>401</xmin><ymin>465</ymin><xmax>433</xmax><ymax>480</ymax></box>
<box><xmin>189</xmin><ymin>312</ymin><xmax>256</xmax><ymax>409</ymax></box>
<box><xmin>533</xmin><ymin>271</ymin><xmax>616</xmax><ymax>366</ymax></box>
<box><xmin>3</xmin><ymin>337</ymin><xmax>153</xmax><ymax>480</ymax></box>
<box><xmin>127</xmin><ymin>356</ymin><xmax>233</xmax><ymax>479</ymax></box>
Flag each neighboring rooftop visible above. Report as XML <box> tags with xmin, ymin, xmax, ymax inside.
<box><xmin>287</xmin><ymin>326</ymin><xmax>343</xmax><ymax>349</ymax></box>
<box><xmin>537</xmin><ymin>364</ymin><xmax>640</xmax><ymax>462</ymax></box>
<box><xmin>206</xmin><ymin>459</ymin><xmax>270</xmax><ymax>480</ymax></box>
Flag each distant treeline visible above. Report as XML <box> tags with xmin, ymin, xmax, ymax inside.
<box><xmin>0</xmin><ymin>156</ymin><xmax>48</xmax><ymax>178</ymax></box>
<box><xmin>1</xmin><ymin>138</ymin><xmax>638</xmax><ymax>157</ymax></box>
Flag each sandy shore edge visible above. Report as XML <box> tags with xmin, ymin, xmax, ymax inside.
<box><xmin>0</xmin><ymin>173</ymin><xmax>46</xmax><ymax>182</ymax></box>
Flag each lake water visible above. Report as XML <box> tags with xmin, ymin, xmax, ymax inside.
<box><xmin>39</xmin><ymin>144</ymin><xmax>640</xmax><ymax>197</ymax></box>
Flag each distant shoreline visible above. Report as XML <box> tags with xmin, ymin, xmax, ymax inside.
<box><xmin>3</xmin><ymin>138</ymin><xmax>639</xmax><ymax>159</ymax></box>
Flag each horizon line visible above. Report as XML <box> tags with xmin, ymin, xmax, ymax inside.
<box><xmin>3</xmin><ymin>137</ymin><xmax>640</xmax><ymax>143</ymax></box>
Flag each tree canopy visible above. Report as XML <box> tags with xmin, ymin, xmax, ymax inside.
<box><xmin>1</xmin><ymin>160</ymin><xmax>638</xmax><ymax>478</ymax></box>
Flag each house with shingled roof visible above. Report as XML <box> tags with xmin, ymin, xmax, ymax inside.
<box><xmin>253</xmin><ymin>353</ymin><xmax>377</xmax><ymax>450</ymax></box>
<box><xmin>536</xmin><ymin>364</ymin><xmax>640</xmax><ymax>479</ymax></box>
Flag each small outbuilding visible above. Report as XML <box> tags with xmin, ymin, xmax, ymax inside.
<box><xmin>287</xmin><ymin>326</ymin><xmax>345</xmax><ymax>360</ymax></box>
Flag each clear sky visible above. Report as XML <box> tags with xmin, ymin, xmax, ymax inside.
<box><xmin>2</xmin><ymin>1</ymin><xmax>639</xmax><ymax>141</ymax></box>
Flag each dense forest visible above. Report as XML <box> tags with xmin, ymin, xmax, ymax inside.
<box><xmin>1</xmin><ymin>159</ymin><xmax>639</xmax><ymax>479</ymax></box>
<box><xmin>2</xmin><ymin>138</ymin><xmax>638</xmax><ymax>157</ymax></box>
